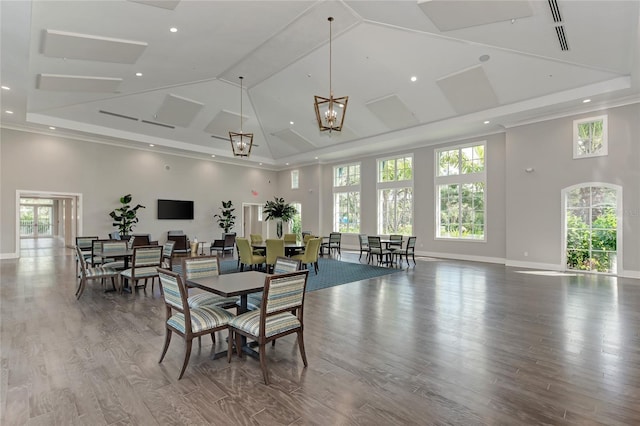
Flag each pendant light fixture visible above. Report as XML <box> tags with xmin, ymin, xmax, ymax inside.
<box><xmin>314</xmin><ymin>17</ymin><xmax>348</xmax><ymax>132</ymax></box>
<box><xmin>229</xmin><ymin>76</ymin><xmax>253</xmax><ymax>157</ymax></box>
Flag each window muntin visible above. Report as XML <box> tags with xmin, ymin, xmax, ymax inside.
<box><xmin>435</xmin><ymin>143</ymin><xmax>486</xmax><ymax>240</ymax></box>
<box><xmin>291</xmin><ymin>170</ymin><xmax>299</xmax><ymax>189</ymax></box>
<box><xmin>333</xmin><ymin>163</ymin><xmax>361</xmax><ymax>233</ymax></box>
<box><xmin>377</xmin><ymin>155</ymin><xmax>413</xmax><ymax>235</ymax></box>
<box><xmin>573</xmin><ymin>115</ymin><xmax>608</xmax><ymax>159</ymax></box>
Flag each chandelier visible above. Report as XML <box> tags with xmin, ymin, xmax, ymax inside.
<box><xmin>314</xmin><ymin>17</ymin><xmax>348</xmax><ymax>132</ymax></box>
<box><xmin>229</xmin><ymin>76</ymin><xmax>253</xmax><ymax>157</ymax></box>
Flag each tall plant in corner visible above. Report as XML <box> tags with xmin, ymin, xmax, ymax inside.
<box><xmin>263</xmin><ymin>197</ymin><xmax>297</xmax><ymax>238</ymax></box>
<box><xmin>214</xmin><ymin>200</ymin><xmax>236</xmax><ymax>234</ymax></box>
<box><xmin>109</xmin><ymin>194</ymin><xmax>145</xmax><ymax>237</ymax></box>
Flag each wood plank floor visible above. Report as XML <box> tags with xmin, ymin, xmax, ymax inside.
<box><xmin>1</xmin><ymin>238</ymin><xmax>639</xmax><ymax>425</ymax></box>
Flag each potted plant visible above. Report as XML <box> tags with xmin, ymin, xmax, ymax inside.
<box><xmin>214</xmin><ymin>200</ymin><xmax>236</xmax><ymax>235</ymax></box>
<box><xmin>109</xmin><ymin>194</ymin><xmax>145</xmax><ymax>237</ymax></box>
<box><xmin>263</xmin><ymin>197</ymin><xmax>297</xmax><ymax>238</ymax></box>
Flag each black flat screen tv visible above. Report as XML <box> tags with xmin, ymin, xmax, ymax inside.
<box><xmin>157</xmin><ymin>199</ymin><xmax>194</xmax><ymax>220</ymax></box>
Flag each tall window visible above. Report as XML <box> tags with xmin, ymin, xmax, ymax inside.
<box><xmin>435</xmin><ymin>143</ymin><xmax>485</xmax><ymax>240</ymax></box>
<box><xmin>573</xmin><ymin>115</ymin><xmax>608</xmax><ymax>159</ymax></box>
<box><xmin>291</xmin><ymin>202</ymin><xmax>302</xmax><ymax>236</ymax></box>
<box><xmin>333</xmin><ymin>163</ymin><xmax>360</xmax><ymax>233</ymax></box>
<box><xmin>291</xmin><ymin>170</ymin><xmax>299</xmax><ymax>189</ymax></box>
<box><xmin>377</xmin><ymin>155</ymin><xmax>413</xmax><ymax>235</ymax></box>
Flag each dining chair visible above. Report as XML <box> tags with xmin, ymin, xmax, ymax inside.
<box><xmin>237</xmin><ymin>238</ymin><xmax>266</xmax><ymax>271</ymax></box>
<box><xmin>210</xmin><ymin>233</ymin><xmax>236</xmax><ymax>257</ymax></box>
<box><xmin>320</xmin><ymin>232</ymin><xmax>341</xmax><ymax>256</ymax></box>
<box><xmin>358</xmin><ymin>234</ymin><xmax>371</xmax><ymax>262</ymax></box>
<box><xmin>368</xmin><ymin>236</ymin><xmax>392</xmax><ymax>266</ymax></box>
<box><xmin>395</xmin><ymin>236</ymin><xmax>417</xmax><ymax>267</ymax></box>
<box><xmin>244</xmin><ymin>256</ymin><xmax>303</xmax><ymax>313</ymax></box>
<box><xmin>181</xmin><ymin>255</ymin><xmax>239</xmax><ymax>309</ymax></box>
<box><xmin>75</xmin><ymin>236</ymin><xmax>98</xmax><ymax>277</ymax></box>
<box><xmin>167</xmin><ymin>234</ymin><xmax>191</xmax><ymax>256</ymax></box>
<box><xmin>88</xmin><ymin>238</ymin><xmax>111</xmax><ymax>266</ymax></box>
<box><xmin>292</xmin><ymin>238</ymin><xmax>322</xmax><ymax>274</ymax></box>
<box><xmin>75</xmin><ymin>246</ymin><xmax>120</xmax><ymax>299</ymax></box>
<box><xmin>161</xmin><ymin>240</ymin><xmax>176</xmax><ymax>269</ymax></box>
<box><xmin>227</xmin><ymin>269</ymin><xmax>310</xmax><ymax>385</ymax></box>
<box><xmin>249</xmin><ymin>233</ymin><xmax>265</xmax><ymax>256</ymax></box>
<box><xmin>265</xmin><ymin>239</ymin><xmax>285</xmax><ymax>273</ymax></box>
<box><xmin>100</xmin><ymin>240</ymin><xmax>128</xmax><ymax>270</ymax></box>
<box><xmin>283</xmin><ymin>233</ymin><xmax>297</xmax><ymax>243</ymax></box>
<box><xmin>389</xmin><ymin>234</ymin><xmax>404</xmax><ymax>252</ymax></box>
<box><xmin>120</xmin><ymin>245</ymin><xmax>163</xmax><ymax>293</ymax></box>
<box><xmin>157</xmin><ymin>268</ymin><xmax>235</xmax><ymax>380</ymax></box>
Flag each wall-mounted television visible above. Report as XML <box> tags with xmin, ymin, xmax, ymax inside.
<box><xmin>157</xmin><ymin>199</ymin><xmax>194</xmax><ymax>220</ymax></box>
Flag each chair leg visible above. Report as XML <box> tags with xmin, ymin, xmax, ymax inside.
<box><xmin>159</xmin><ymin>328</ymin><xmax>172</xmax><ymax>363</ymax></box>
<box><xmin>297</xmin><ymin>330</ymin><xmax>308</xmax><ymax>367</ymax></box>
<box><xmin>76</xmin><ymin>277</ymin><xmax>87</xmax><ymax>299</ymax></box>
<box><xmin>235</xmin><ymin>332</ymin><xmax>243</xmax><ymax>358</ymax></box>
<box><xmin>178</xmin><ymin>338</ymin><xmax>193</xmax><ymax>380</ymax></box>
<box><xmin>314</xmin><ymin>261</ymin><xmax>319</xmax><ymax>275</ymax></box>
<box><xmin>227</xmin><ymin>330</ymin><xmax>234</xmax><ymax>362</ymax></box>
<box><xmin>259</xmin><ymin>343</ymin><xmax>269</xmax><ymax>385</ymax></box>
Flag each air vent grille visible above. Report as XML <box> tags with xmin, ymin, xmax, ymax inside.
<box><xmin>210</xmin><ymin>135</ymin><xmax>228</xmax><ymax>141</ymax></box>
<box><xmin>548</xmin><ymin>0</ymin><xmax>562</xmax><ymax>22</ymax></box>
<box><xmin>99</xmin><ymin>110</ymin><xmax>138</xmax><ymax>121</ymax></box>
<box><xmin>555</xmin><ymin>25</ymin><xmax>569</xmax><ymax>51</ymax></box>
<box><xmin>141</xmin><ymin>120</ymin><xmax>175</xmax><ymax>129</ymax></box>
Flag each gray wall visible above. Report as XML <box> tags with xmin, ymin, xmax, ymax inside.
<box><xmin>1</xmin><ymin>128</ymin><xmax>278</xmax><ymax>254</ymax></box>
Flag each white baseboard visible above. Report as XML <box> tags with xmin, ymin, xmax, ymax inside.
<box><xmin>504</xmin><ymin>260</ymin><xmax>563</xmax><ymax>271</ymax></box>
<box><xmin>621</xmin><ymin>270</ymin><xmax>640</xmax><ymax>279</ymax></box>
<box><xmin>0</xmin><ymin>252</ymin><xmax>19</xmax><ymax>260</ymax></box>
<box><xmin>417</xmin><ymin>250</ymin><xmax>505</xmax><ymax>265</ymax></box>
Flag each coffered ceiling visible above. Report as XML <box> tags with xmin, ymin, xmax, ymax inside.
<box><xmin>1</xmin><ymin>0</ymin><xmax>639</xmax><ymax>168</ymax></box>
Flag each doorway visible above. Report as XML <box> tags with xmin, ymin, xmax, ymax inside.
<box><xmin>20</xmin><ymin>198</ymin><xmax>54</xmax><ymax>238</ymax></box>
<box><xmin>242</xmin><ymin>203</ymin><xmax>266</xmax><ymax>238</ymax></box>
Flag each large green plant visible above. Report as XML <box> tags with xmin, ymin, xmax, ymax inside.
<box><xmin>214</xmin><ymin>200</ymin><xmax>236</xmax><ymax>233</ymax></box>
<box><xmin>263</xmin><ymin>197</ymin><xmax>297</xmax><ymax>238</ymax></box>
<box><xmin>109</xmin><ymin>194</ymin><xmax>145</xmax><ymax>236</ymax></box>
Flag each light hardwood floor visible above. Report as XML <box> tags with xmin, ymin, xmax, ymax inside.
<box><xmin>1</xmin><ymin>238</ymin><xmax>639</xmax><ymax>425</ymax></box>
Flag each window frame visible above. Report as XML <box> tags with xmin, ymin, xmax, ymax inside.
<box><xmin>434</xmin><ymin>142</ymin><xmax>487</xmax><ymax>242</ymax></box>
<box><xmin>573</xmin><ymin>114</ymin><xmax>608</xmax><ymax>159</ymax></box>
<box><xmin>291</xmin><ymin>169</ymin><xmax>299</xmax><ymax>189</ymax></box>
<box><xmin>332</xmin><ymin>162</ymin><xmax>361</xmax><ymax>234</ymax></box>
<box><xmin>376</xmin><ymin>154</ymin><xmax>414</xmax><ymax>235</ymax></box>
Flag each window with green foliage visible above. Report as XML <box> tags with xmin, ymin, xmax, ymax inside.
<box><xmin>333</xmin><ymin>163</ymin><xmax>360</xmax><ymax>233</ymax></box>
<box><xmin>565</xmin><ymin>185</ymin><xmax>618</xmax><ymax>273</ymax></box>
<box><xmin>435</xmin><ymin>143</ymin><xmax>485</xmax><ymax>240</ymax></box>
<box><xmin>291</xmin><ymin>202</ymin><xmax>302</xmax><ymax>236</ymax></box>
<box><xmin>377</xmin><ymin>155</ymin><xmax>413</xmax><ymax>235</ymax></box>
<box><xmin>291</xmin><ymin>170</ymin><xmax>299</xmax><ymax>189</ymax></box>
<box><xmin>573</xmin><ymin>115</ymin><xmax>607</xmax><ymax>158</ymax></box>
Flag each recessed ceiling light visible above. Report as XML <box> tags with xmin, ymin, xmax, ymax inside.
<box><xmin>1</xmin><ymin>86</ymin><xmax>9</xmax><ymax>90</ymax></box>
<box><xmin>315</xmin><ymin>156</ymin><xmax>319</xmax><ymax>160</ymax></box>
<box><xmin>211</xmin><ymin>154</ymin><xmax>216</xmax><ymax>158</ymax></box>
<box><xmin>285</xmin><ymin>162</ymin><xmax>289</xmax><ymax>166</ymax></box>
<box><xmin>49</xmin><ymin>126</ymin><xmax>56</xmax><ymax>130</ymax></box>
<box><xmin>484</xmin><ymin>120</ymin><xmax>490</xmax><ymax>124</ymax></box>
<box><xmin>290</xmin><ymin>121</ymin><xmax>294</xmax><ymax>125</ymax></box>
<box><xmin>149</xmin><ymin>144</ymin><xmax>154</xmax><ymax>147</ymax></box>
<box><xmin>410</xmin><ymin>76</ymin><xmax>417</xmax><ymax>82</ymax></box>
<box><xmin>170</xmin><ymin>27</ymin><xmax>178</xmax><ymax>33</ymax></box>
<box><xmin>583</xmin><ymin>99</ymin><xmax>591</xmax><ymax>103</ymax></box>
<box><xmin>5</xmin><ymin>110</ymin><xmax>13</xmax><ymax>114</ymax></box>
<box><xmin>135</xmin><ymin>72</ymin><xmax>143</xmax><ymax>77</ymax></box>
<box><xmin>259</xmin><ymin>162</ymin><xmax>263</xmax><ymax>165</ymax></box>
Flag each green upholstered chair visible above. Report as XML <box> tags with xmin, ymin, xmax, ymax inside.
<box><xmin>75</xmin><ymin>246</ymin><xmax>120</xmax><ymax>299</ymax></box>
<box><xmin>120</xmin><ymin>245</ymin><xmax>163</xmax><ymax>293</ymax></box>
<box><xmin>157</xmin><ymin>268</ymin><xmax>234</xmax><ymax>380</ymax></box>
<box><xmin>265</xmin><ymin>238</ymin><xmax>285</xmax><ymax>273</ymax></box>
<box><xmin>237</xmin><ymin>238</ymin><xmax>265</xmax><ymax>271</ymax></box>
<box><xmin>227</xmin><ymin>270</ymin><xmax>310</xmax><ymax>385</ymax></box>
<box><xmin>283</xmin><ymin>233</ymin><xmax>297</xmax><ymax>243</ymax></box>
<box><xmin>292</xmin><ymin>238</ymin><xmax>322</xmax><ymax>274</ymax></box>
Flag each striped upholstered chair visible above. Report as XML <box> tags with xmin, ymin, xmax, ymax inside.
<box><xmin>75</xmin><ymin>246</ymin><xmax>120</xmax><ymax>299</ymax></box>
<box><xmin>181</xmin><ymin>255</ymin><xmax>239</xmax><ymax>309</ymax></box>
<box><xmin>245</xmin><ymin>256</ymin><xmax>302</xmax><ymax>312</ymax></box>
<box><xmin>120</xmin><ymin>245</ymin><xmax>163</xmax><ymax>293</ymax></box>
<box><xmin>157</xmin><ymin>268</ymin><xmax>235</xmax><ymax>380</ymax></box>
<box><xmin>227</xmin><ymin>269</ymin><xmax>310</xmax><ymax>385</ymax></box>
<box><xmin>100</xmin><ymin>241</ymin><xmax>128</xmax><ymax>270</ymax></box>
<box><xmin>161</xmin><ymin>240</ymin><xmax>176</xmax><ymax>269</ymax></box>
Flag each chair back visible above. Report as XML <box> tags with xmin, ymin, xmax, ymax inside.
<box><xmin>223</xmin><ymin>233</ymin><xmax>236</xmax><ymax>248</ymax></box>
<box><xmin>301</xmin><ymin>231</ymin><xmax>311</xmax><ymax>238</ymax></box>
<box><xmin>75</xmin><ymin>246</ymin><xmax>89</xmax><ymax>274</ymax></box>
<box><xmin>127</xmin><ymin>235</ymin><xmax>136</xmax><ymax>249</ymax></box>
<box><xmin>389</xmin><ymin>234</ymin><xmax>403</xmax><ymax>248</ymax></box>
<box><xmin>167</xmin><ymin>230</ymin><xmax>184</xmax><ymax>236</ymax></box>
<box><xmin>182</xmin><ymin>255</ymin><xmax>220</xmax><ymax>280</ymax></box>
<box><xmin>167</xmin><ymin>234</ymin><xmax>190</xmax><ymax>251</ymax></box>
<box><xmin>273</xmin><ymin>257</ymin><xmax>301</xmax><ymax>274</ymax></box>
<box><xmin>163</xmin><ymin>240</ymin><xmax>175</xmax><ymax>258</ymax></box>
<box><xmin>250</xmin><ymin>234</ymin><xmax>263</xmax><ymax>245</ymax></box>
<box><xmin>76</xmin><ymin>236</ymin><xmax>98</xmax><ymax>251</ymax></box>
<box><xmin>157</xmin><ymin>268</ymin><xmax>188</xmax><ymax>312</ymax></box>
<box><xmin>132</xmin><ymin>234</ymin><xmax>151</xmax><ymax>247</ymax></box>
<box><xmin>368</xmin><ymin>236</ymin><xmax>382</xmax><ymax>250</ymax></box>
<box><xmin>265</xmin><ymin>239</ymin><xmax>285</xmax><ymax>266</ymax></box>
<box><xmin>236</xmin><ymin>238</ymin><xmax>253</xmax><ymax>263</ymax></box>
<box><xmin>262</xmin><ymin>270</ymin><xmax>309</xmax><ymax>315</ymax></box>
<box><xmin>132</xmin><ymin>245</ymin><xmax>163</xmax><ymax>268</ymax></box>
<box><xmin>359</xmin><ymin>234</ymin><xmax>369</xmax><ymax>248</ymax></box>
<box><xmin>102</xmin><ymin>240</ymin><xmax>128</xmax><ymax>256</ymax></box>
<box><xmin>303</xmin><ymin>234</ymin><xmax>315</xmax><ymax>244</ymax></box>
<box><xmin>406</xmin><ymin>236</ymin><xmax>416</xmax><ymax>252</ymax></box>
<box><xmin>109</xmin><ymin>231</ymin><xmax>121</xmax><ymax>240</ymax></box>
<box><xmin>90</xmin><ymin>239</ymin><xmax>111</xmax><ymax>263</ymax></box>
<box><xmin>305</xmin><ymin>238</ymin><xmax>322</xmax><ymax>262</ymax></box>
<box><xmin>283</xmin><ymin>233</ymin><xmax>297</xmax><ymax>243</ymax></box>
<box><xmin>329</xmin><ymin>232</ymin><xmax>341</xmax><ymax>244</ymax></box>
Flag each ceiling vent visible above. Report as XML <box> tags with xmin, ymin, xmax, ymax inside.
<box><xmin>548</xmin><ymin>0</ymin><xmax>563</xmax><ymax>22</ymax></box>
<box><xmin>99</xmin><ymin>110</ymin><xmax>138</xmax><ymax>121</ymax></box>
<box><xmin>555</xmin><ymin>25</ymin><xmax>569</xmax><ymax>51</ymax></box>
<box><xmin>141</xmin><ymin>120</ymin><xmax>175</xmax><ymax>129</ymax></box>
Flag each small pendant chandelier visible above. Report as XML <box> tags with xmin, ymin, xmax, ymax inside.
<box><xmin>229</xmin><ymin>76</ymin><xmax>253</xmax><ymax>157</ymax></box>
<box><xmin>314</xmin><ymin>17</ymin><xmax>348</xmax><ymax>132</ymax></box>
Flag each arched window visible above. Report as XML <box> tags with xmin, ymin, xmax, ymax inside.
<box><xmin>563</xmin><ymin>183</ymin><xmax>622</xmax><ymax>274</ymax></box>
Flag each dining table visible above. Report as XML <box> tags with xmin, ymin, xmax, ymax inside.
<box><xmin>94</xmin><ymin>246</ymin><xmax>135</xmax><ymax>291</ymax></box>
<box><xmin>251</xmin><ymin>241</ymin><xmax>306</xmax><ymax>257</ymax></box>
<box><xmin>186</xmin><ymin>270</ymin><xmax>266</xmax><ymax>359</ymax></box>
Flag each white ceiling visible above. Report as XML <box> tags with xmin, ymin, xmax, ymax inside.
<box><xmin>1</xmin><ymin>0</ymin><xmax>639</xmax><ymax>169</ymax></box>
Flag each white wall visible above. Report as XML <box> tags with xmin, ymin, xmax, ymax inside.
<box><xmin>0</xmin><ymin>128</ymin><xmax>278</xmax><ymax>256</ymax></box>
